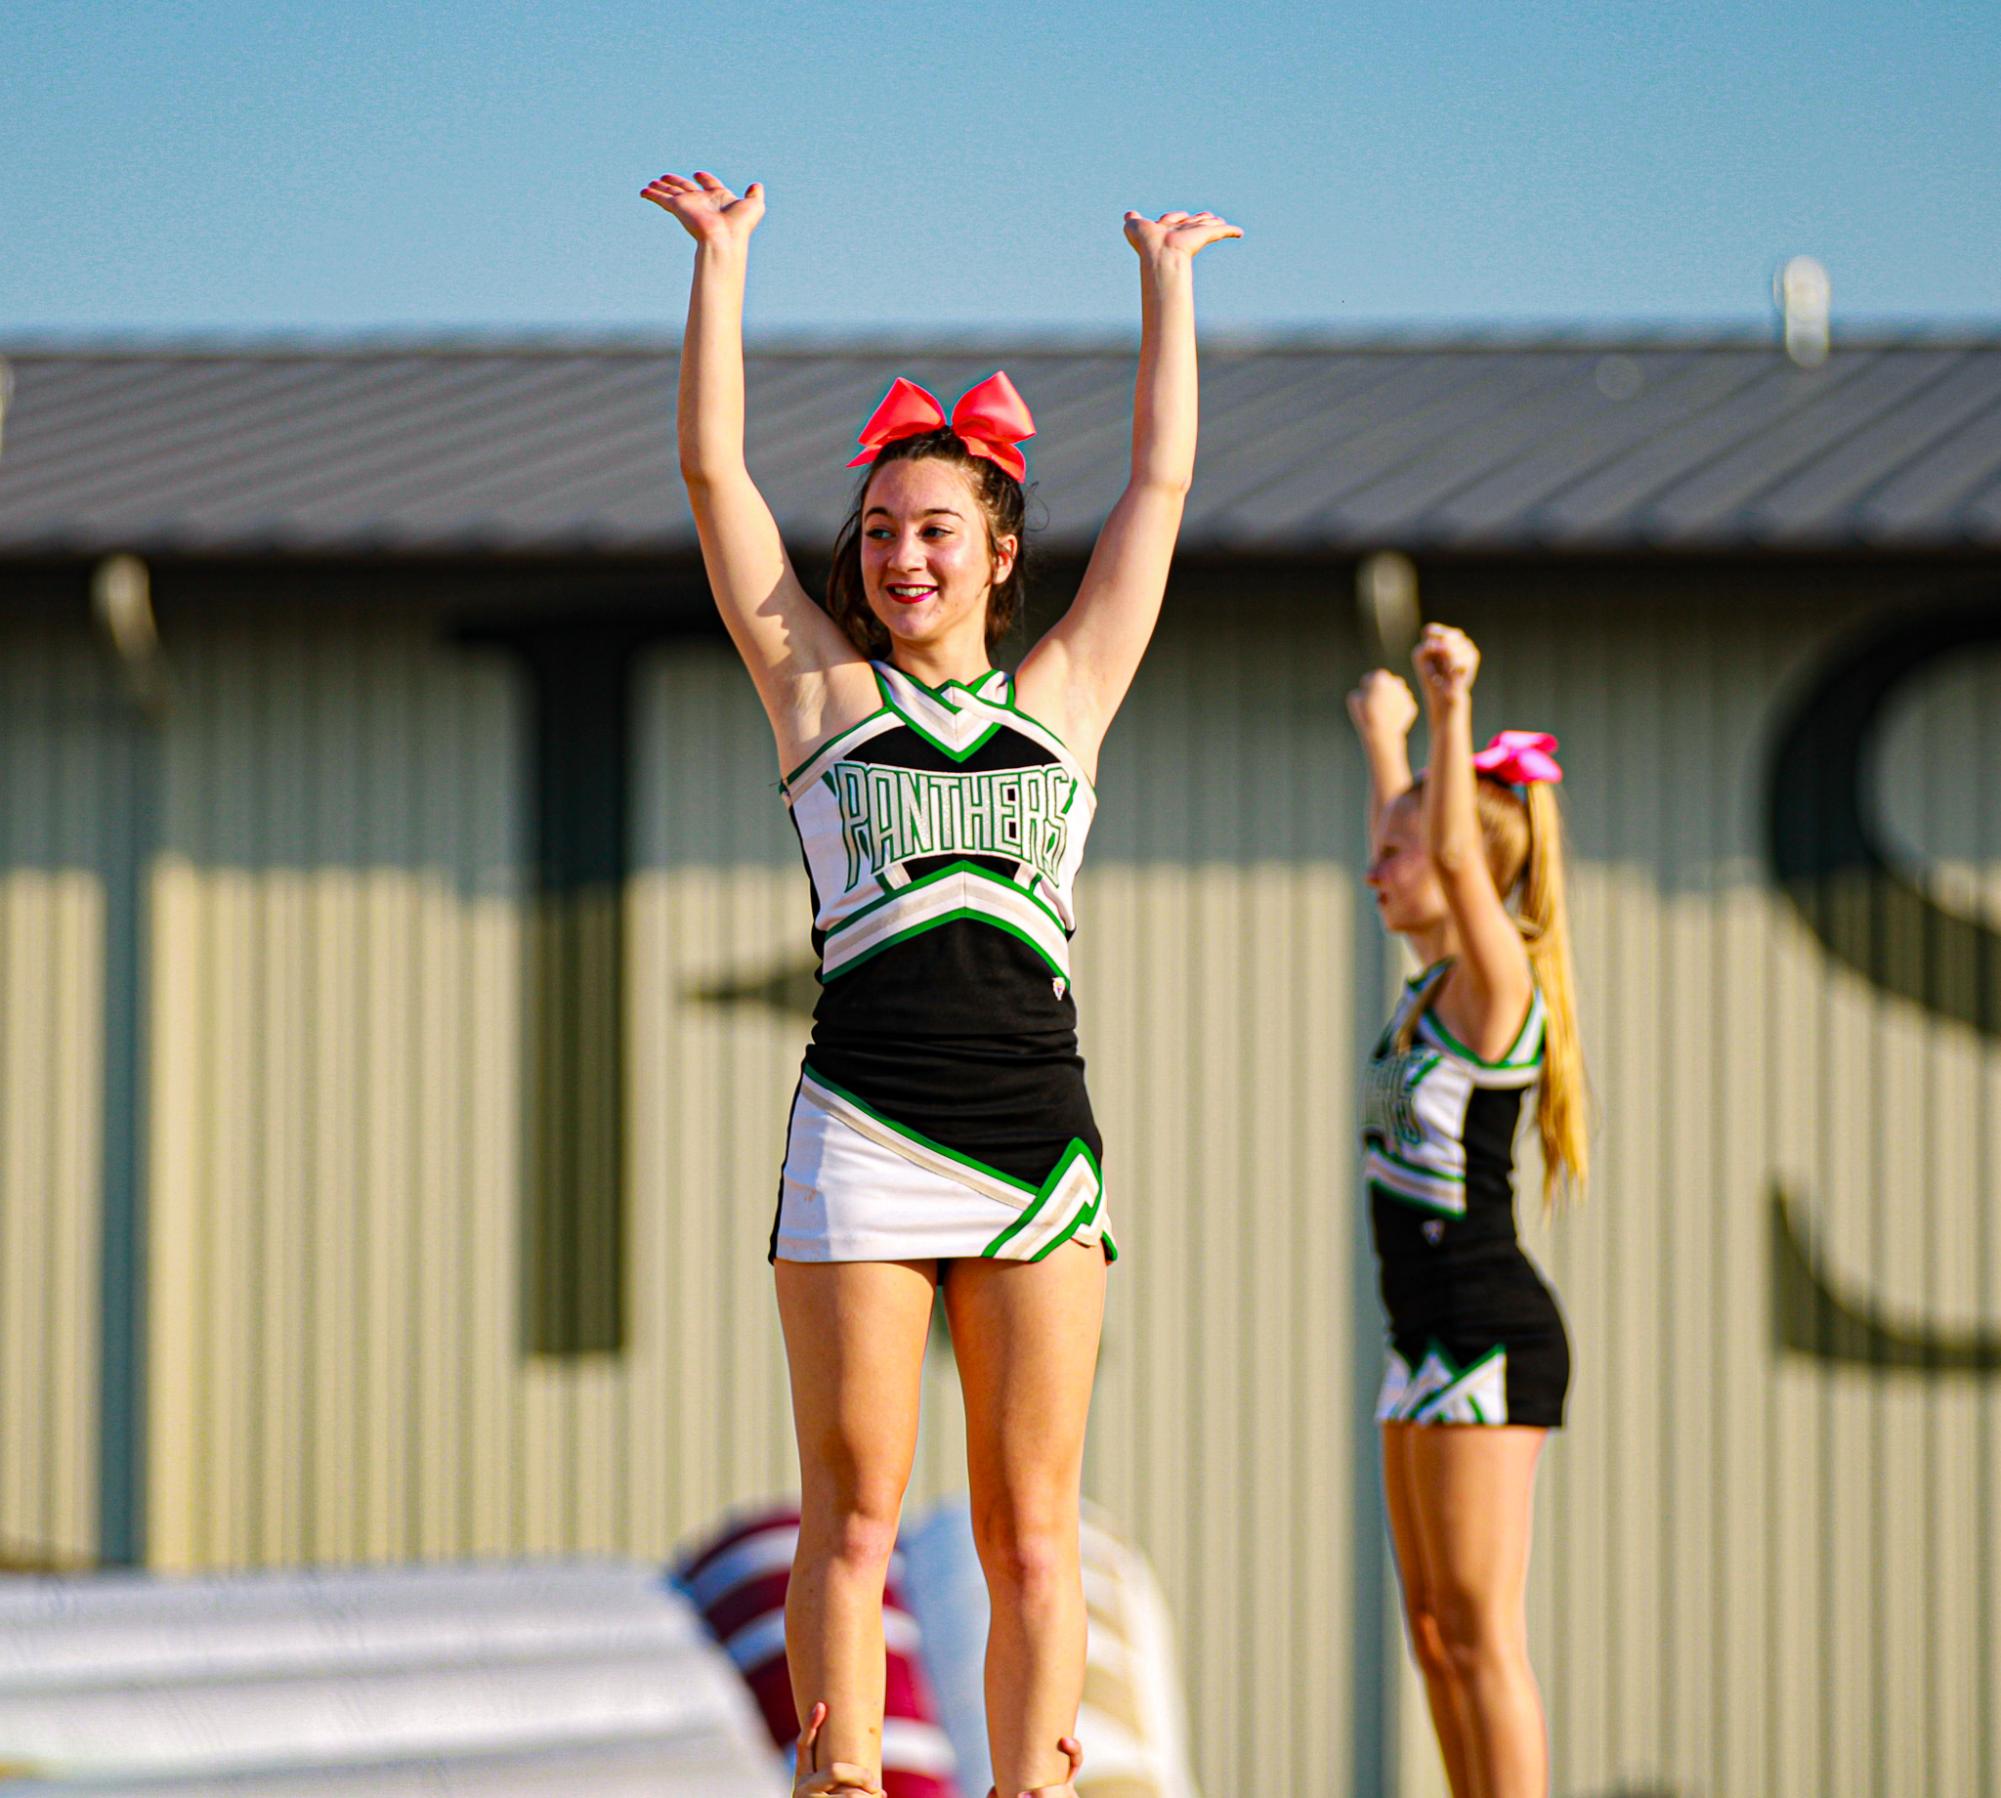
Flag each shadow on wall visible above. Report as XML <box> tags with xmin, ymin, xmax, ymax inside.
<box><xmin>1764</xmin><ymin>593</ymin><xmax>2001</xmax><ymax>1377</ymax></box>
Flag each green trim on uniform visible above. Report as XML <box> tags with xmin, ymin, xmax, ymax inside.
<box><xmin>874</xmin><ymin>668</ymin><xmax>1005</xmax><ymax>764</ymax></box>
<box><xmin>826</xmin><ymin>856</ymin><xmax>1068</xmax><ymax>940</ymax></box>
<box><xmin>981</xmin><ymin>1137</ymin><xmax>1105</xmax><ymax>1258</ymax></box>
<box><xmin>1418</xmin><ymin>989</ymin><xmax>1546</xmax><ymax>1069</ymax></box>
<box><xmin>1368</xmin><ymin>1177</ymin><xmax>1465</xmax><ymax>1220</ymax></box>
<box><xmin>894</xmin><ymin>666</ymin><xmax>1003</xmax><ymax>702</ymax></box>
<box><xmin>1423</xmin><ymin>1339</ymin><xmax>1506</xmax><ymax>1401</ymax></box>
<box><xmin>1031</xmin><ymin>1187</ymin><xmax>1106</xmax><ymax>1261</ymax></box>
<box><xmin>995</xmin><ymin>694</ymin><xmax>1099</xmax><ymax>800</ymax></box>
<box><xmin>1372</xmin><ymin>1143</ymin><xmax>1464</xmax><ymax>1183</ymax></box>
<box><xmin>822</xmin><ymin>906</ymin><xmax>1067</xmax><ymax>982</ymax></box>
<box><xmin>1414</xmin><ymin>1338</ymin><xmax>1506</xmax><ymax>1379</ymax></box>
<box><xmin>804</xmin><ymin>1066</ymin><xmax>1038</xmax><ymax>1193</ymax></box>
<box><xmin>782</xmin><ymin>705</ymin><xmax>892</xmax><ymax>790</ymax></box>
<box><xmin>803</xmin><ymin>1070</ymin><xmax>1110</xmax><ymax>1265</ymax></box>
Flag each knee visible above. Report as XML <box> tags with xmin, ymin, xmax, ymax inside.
<box><xmin>971</xmin><ymin>1496</ymin><xmax>1078</xmax><ymax>1603</ymax></box>
<box><xmin>799</xmin><ymin>1481</ymin><xmax>904</xmax><ymax>1580</ymax></box>
<box><xmin>1433</xmin><ymin>1585</ymin><xmax>1523</xmax><ymax>1681</ymax></box>
<box><xmin>1403</xmin><ymin>1599</ymin><xmax>1454</xmax><ymax>1684</ymax></box>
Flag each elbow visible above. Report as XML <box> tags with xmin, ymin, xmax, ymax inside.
<box><xmin>1130</xmin><ymin>469</ymin><xmax>1193</xmax><ymax>501</ymax></box>
<box><xmin>679</xmin><ymin>456</ymin><xmax>743</xmax><ymax>495</ymax></box>
<box><xmin>1431</xmin><ymin>834</ymin><xmax>1478</xmax><ymax>876</ymax></box>
<box><xmin>684</xmin><ymin>454</ymin><xmax>752</xmax><ymax>496</ymax></box>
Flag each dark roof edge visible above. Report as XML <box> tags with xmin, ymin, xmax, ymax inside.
<box><xmin>4</xmin><ymin>320</ymin><xmax>2001</xmax><ymax>360</ymax></box>
<box><xmin>5</xmin><ymin>544</ymin><xmax>1997</xmax><ymax>577</ymax></box>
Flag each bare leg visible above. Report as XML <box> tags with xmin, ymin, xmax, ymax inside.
<box><xmin>1381</xmin><ymin>1421</ymin><xmax>1480</xmax><ymax>1796</ymax></box>
<box><xmin>943</xmin><ymin>1244</ymin><xmax>1108</xmax><ymax>1798</ymax></box>
<box><xmin>1406</xmin><ymin>1424</ymin><xmax>1550</xmax><ymax>1798</ymax></box>
<box><xmin>775</xmin><ymin>1257</ymin><xmax>937</xmax><ymax>1791</ymax></box>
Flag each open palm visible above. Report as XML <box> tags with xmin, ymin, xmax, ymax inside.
<box><xmin>641</xmin><ymin>169</ymin><xmax>765</xmax><ymax>245</ymax></box>
<box><xmin>1123</xmin><ymin>208</ymin><xmax>1242</xmax><ymax>259</ymax></box>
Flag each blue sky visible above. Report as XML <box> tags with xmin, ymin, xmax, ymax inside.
<box><xmin>3</xmin><ymin>0</ymin><xmax>1995</xmax><ymax>338</ymax></box>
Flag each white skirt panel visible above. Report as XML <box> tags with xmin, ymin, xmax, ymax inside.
<box><xmin>773</xmin><ymin>1075</ymin><xmax>1112</xmax><ymax>1264</ymax></box>
<box><xmin>1374</xmin><ymin>1345</ymin><xmax>1512</xmax><ymax>1425</ymax></box>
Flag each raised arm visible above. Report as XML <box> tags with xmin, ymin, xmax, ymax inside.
<box><xmin>1347</xmin><ymin>670</ymin><xmax>1418</xmax><ymax>845</ymax></box>
<box><xmin>1412</xmin><ymin>624</ymin><xmax>1534</xmax><ymax>1051</ymax></box>
<box><xmin>1015</xmin><ymin>209</ymin><xmax>1240</xmax><ymax>774</ymax></box>
<box><xmin>642</xmin><ymin>171</ymin><xmax>868</xmax><ymax>760</ymax></box>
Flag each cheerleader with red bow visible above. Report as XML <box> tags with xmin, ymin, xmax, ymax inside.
<box><xmin>1348</xmin><ymin>624</ymin><xmax>1590</xmax><ymax>1797</ymax></box>
<box><xmin>644</xmin><ymin>168</ymin><xmax>1236</xmax><ymax>1798</ymax></box>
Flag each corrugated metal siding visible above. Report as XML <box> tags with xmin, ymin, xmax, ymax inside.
<box><xmin>0</xmin><ymin>611</ymin><xmax>109</xmax><ymax>1568</ymax></box>
<box><xmin>131</xmin><ymin>595</ymin><xmax>1366</xmax><ymax>1796</ymax></box>
<box><xmin>632</xmin><ymin>609</ymin><xmax>1370</xmax><ymax>1798</ymax></box>
<box><xmin>146</xmin><ymin>607</ymin><xmax>531</xmax><ymax>1567</ymax></box>
<box><xmin>1424</xmin><ymin>575</ymin><xmax>2000</xmax><ymax>1798</ymax></box>
<box><xmin>7</xmin><ymin>570</ymin><xmax>1997</xmax><ymax>1793</ymax></box>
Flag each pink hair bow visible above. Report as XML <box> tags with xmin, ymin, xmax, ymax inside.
<box><xmin>847</xmin><ymin>372</ymin><xmax>1036</xmax><ymax>482</ymax></box>
<box><xmin>1472</xmin><ymin>730</ymin><xmax>1564</xmax><ymax>786</ymax></box>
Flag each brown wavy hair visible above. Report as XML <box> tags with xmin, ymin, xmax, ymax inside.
<box><xmin>823</xmin><ymin>430</ymin><xmax>1029</xmax><ymax>658</ymax></box>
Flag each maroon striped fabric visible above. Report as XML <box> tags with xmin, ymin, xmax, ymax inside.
<box><xmin>679</xmin><ymin>1506</ymin><xmax>962</xmax><ymax>1798</ymax></box>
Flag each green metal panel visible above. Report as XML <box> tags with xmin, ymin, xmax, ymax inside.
<box><xmin>0</xmin><ymin>598</ymin><xmax>120</xmax><ymax>1570</ymax></box>
<box><xmin>7</xmin><ymin>568</ymin><xmax>1996</xmax><ymax>1794</ymax></box>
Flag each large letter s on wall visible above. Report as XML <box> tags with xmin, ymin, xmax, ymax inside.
<box><xmin>1768</xmin><ymin>598</ymin><xmax>2001</xmax><ymax>1040</ymax></box>
<box><xmin>1766</xmin><ymin>596</ymin><xmax>2001</xmax><ymax>1371</ymax></box>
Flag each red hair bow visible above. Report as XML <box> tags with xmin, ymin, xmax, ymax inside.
<box><xmin>847</xmin><ymin>372</ymin><xmax>1035</xmax><ymax>482</ymax></box>
<box><xmin>1472</xmin><ymin>730</ymin><xmax>1564</xmax><ymax>786</ymax></box>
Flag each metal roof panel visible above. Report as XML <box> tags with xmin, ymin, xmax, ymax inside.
<box><xmin>3</xmin><ymin>339</ymin><xmax>1997</xmax><ymax>558</ymax></box>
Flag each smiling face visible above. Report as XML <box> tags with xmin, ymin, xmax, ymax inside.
<box><xmin>859</xmin><ymin>456</ymin><xmax>1018</xmax><ymax>653</ymax></box>
<box><xmin>1366</xmin><ymin>790</ymin><xmax>1449</xmax><ymax>935</ymax></box>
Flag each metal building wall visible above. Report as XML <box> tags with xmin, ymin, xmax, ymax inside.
<box><xmin>144</xmin><ymin>602</ymin><xmax>515</xmax><ymax>1567</ymax></box>
<box><xmin>128</xmin><ymin>590</ymin><xmax>1366</xmax><ymax>1795</ymax></box>
<box><xmin>633</xmin><ymin>598</ymin><xmax>1370</xmax><ymax>1798</ymax></box>
<box><xmin>11</xmin><ymin>570</ymin><xmax>1997</xmax><ymax>1794</ymax></box>
<box><xmin>0</xmin><ymin>612</ymin><xmax>111</xmax><ymax>1570</ymax></box>
<box><xmin>1391</xmin><ymin>573</ymin><xmax>2000</xmax><ymax>1798</ymax></box>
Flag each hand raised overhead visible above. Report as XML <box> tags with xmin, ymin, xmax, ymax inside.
<box><xmin>1347</xmin><ymin>669</ymin><xmax>1419</xmax><ymax>740</ymax></box>
<box><xmin>641</xmin><ymin>169</ymin><xmax>766</xmax><ymax>245</ymax></box>
<box><xmin>1122</xmin><ymin>208</ymin><xmax>1242</xmax><ymax>260</ymax></box>
<box><xmin>1412</xmin><ymin>622</ymin><xmax>1481</xmax><ymax>709</ymax></box>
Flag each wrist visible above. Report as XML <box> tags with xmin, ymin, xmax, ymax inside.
<box><xmin>1138</xmin><ymin>246</ymin><xmax>1195</xmax><ymax>282</ymax></box>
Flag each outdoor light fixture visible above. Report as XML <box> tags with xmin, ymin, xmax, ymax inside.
<box><xmin>1357</xmin><ymin>549</ymin><xmax>1422</xmax><ymax>667</ymax></box>
<box><xmin>91</xmin><ymin>553</ymin><xmax>174</xmax><ymax>721</ymax></box>
<box><xmin>1776</xmin><ymin>255</ymin><xmax>1832</xmax><ymax>369</ymax></box>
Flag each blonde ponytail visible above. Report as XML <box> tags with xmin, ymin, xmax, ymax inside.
<box><xmin>1519</xmin><ymin>780</ymin><xmax>1588</xmax><ymax>1208</ymax></box>
<box><xmin>1392</xmin><ymin>773</ymin><xmax>1590</xmax><ymax>1207</ymax></box>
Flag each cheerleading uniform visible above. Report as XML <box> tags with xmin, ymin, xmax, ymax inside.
<box><xmin>770</xmin><ymin>661</ymin><xmax>1114</xmax><ymax>1264</ymax></box>
<box><xmin>1361</xmin><ymin>958</ymin><xmax>1569</xmax><ymax>1426</ymax></box>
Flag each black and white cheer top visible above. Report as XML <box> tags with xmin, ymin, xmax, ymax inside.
<box><xmin>780</xmin><ymin>660</ymin><xmax>1112</xmax><ymax>1256</ymax></box>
